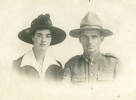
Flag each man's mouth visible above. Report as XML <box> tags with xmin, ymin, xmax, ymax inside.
<box><xmin>88</xmin><ymin>47</ymin><xmax>93</xmax><ymax>49</ymax></box>
<box><xmin>88</xmin><ymin>46</ymin><xmax>95</xmax><ymax>49</ymax></box>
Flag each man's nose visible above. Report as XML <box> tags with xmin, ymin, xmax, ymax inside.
<box><xmin>88</xmin><ymin>38</ymin><xmax>93</xmax><ymax>44</ymax></box>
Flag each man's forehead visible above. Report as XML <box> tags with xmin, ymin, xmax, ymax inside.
<box><xmin>81</xmin><ymin>29</ymin><xmax>101</xmax><ymax>36</ymax></box>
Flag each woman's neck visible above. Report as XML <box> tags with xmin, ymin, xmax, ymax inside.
<box><xmin>32</xmin><ymin>47</ymin><xmax>47</xmax><ymax>63</ymax></box>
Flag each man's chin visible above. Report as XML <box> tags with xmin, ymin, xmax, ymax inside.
<box><xmin>87</xmin><ymin>48</ymin><xmax>95</xmax><ymax>51</ymax></box>
<box><xmin>86</xmin><ymin>49</ymin><xmax>96</xmax><ymax>53</ymax></box>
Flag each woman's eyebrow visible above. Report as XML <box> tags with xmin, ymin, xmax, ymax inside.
<box><xmin>46</xmin><ymin>33</ymin><xmax>51</xmax><ymax>35</ymax></box>
<box><xmin>35</xmin><ymin>32</ymin><xmax>42</xmax><ymax>35</ymax></box>
<box><xmin>36</xmin><ymin>33</ymin><xmax>51</xmax><ymax>35</ymax></box>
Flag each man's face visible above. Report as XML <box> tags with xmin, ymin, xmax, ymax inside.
<box><xmin>79</xmin><ymin>29</ymin><xmax>104</xmax><ymax>53</ymax></box>
<box><xmin>32</xmin><ymin>29</ymin><xmax>52</xmax><ymax>51</ymax></box>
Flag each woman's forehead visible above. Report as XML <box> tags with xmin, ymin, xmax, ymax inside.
<box><xmin>35</xmin><ymin>29</ymin><xmax>51</xmax><ymax>35</ymax></box>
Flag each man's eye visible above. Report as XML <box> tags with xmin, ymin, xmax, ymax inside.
<box><xmin>82</xmin><ymin>35</ymin><xmax>87</xmax><ymax>39</ymax></box>
<box><xmin>92</xmin><ymin>35</ymin><xmax>98</xmax><ymax>38</ymax></box>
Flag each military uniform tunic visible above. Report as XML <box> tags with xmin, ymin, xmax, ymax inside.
<box><xmin>63</xmin><ymin>52</ymin><xmax>119</xmax><ymax>83</ymax></box>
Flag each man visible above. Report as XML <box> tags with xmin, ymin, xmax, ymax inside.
<box><xmin>13</xmin><ymin>14</ymin><xmax>66</xmax><ymax>82</ymax></box>
<box><xmin>63</xmin><ymin>11</ymin><xmax>119</xmax><ymax>84</ymax></box>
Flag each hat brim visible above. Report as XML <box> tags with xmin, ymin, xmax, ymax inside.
<box><xmin>18</xmin><ymin>26</ymin><xmax>66</xmax><ymax>45</ymax></box>
<box><xmin>69</xmin><ymin>28</ymin><xmax>113</xmax><ymax>38</ymax></box>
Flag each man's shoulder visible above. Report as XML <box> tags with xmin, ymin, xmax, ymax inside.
<box><xmin>102</xmin><ymin>53</ymin><xmax>119</xmax><ymax>64</ymax></box>
<box><xmin>66</xmin><ymin>55</ymin><xmax>82</xmax><ymax>64</ymax></box>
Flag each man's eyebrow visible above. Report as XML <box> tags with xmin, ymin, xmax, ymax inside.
<box><xmin>92</xmin><ymin>34</ymin><xmax>98</xmax><ymax>36</ymax></box>
<box><xmin>46</xmin><ymin>33</ymin><xmax>51</xmax><ymax>35</ymax></box>
<box><xmin>81</xmin><ymin>34</ymin><xmax>87</xmax><ymax>36</ymax></box>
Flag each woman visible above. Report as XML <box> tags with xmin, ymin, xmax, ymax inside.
<box><xmin>13</xmin><ymin>14</ymin><xmax>66</xmax><ymax>82</ymax></box>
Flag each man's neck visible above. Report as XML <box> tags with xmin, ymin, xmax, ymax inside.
<box><xmin>83</xmin><ymin>51</ymin><xmax>100</xmax><ymax>60</ymax></box>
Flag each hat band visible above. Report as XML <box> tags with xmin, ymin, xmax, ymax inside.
<box><xmin>80</xmin><ymin>25</ymin><xmax>102</xmax><ymax>29</ymax></box>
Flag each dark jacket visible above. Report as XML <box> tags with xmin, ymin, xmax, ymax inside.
<box><xmin>63</xmin><ymin>53</ymin><xmax>119</xmax><ymax>83</ymax></box>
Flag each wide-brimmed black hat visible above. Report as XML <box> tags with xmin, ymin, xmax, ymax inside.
<box><xmin>18</xmin><ymin>14</ymin><xmax>66</xmax><ymax>45</ymax></box>
<box><xmin>69</xmin><ymin>11</ymin><xmax>113</xmax><ymax>38</ymax></box>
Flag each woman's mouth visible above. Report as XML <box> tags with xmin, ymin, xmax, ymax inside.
<box><xmin>40</xmin><ymin>43</ymin><xmax>47</xmax><ymax>46</ymax></box>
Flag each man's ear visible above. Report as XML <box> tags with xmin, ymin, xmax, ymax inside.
<box><xmin>78</xmin><ymin>36</ymin><xmax>81</xmax><ymax>43</ymax></box>
<box><xmin>100</xmin><ymin>36</ymin><xmax>104</xmax><ymax>41</ymax></box>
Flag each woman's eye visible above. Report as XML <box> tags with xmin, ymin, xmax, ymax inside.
<box><xmin>36</xmin><ymin>34</ymin><xmax>41</xmax><ymax>37</ymax></box>
<box><xmin>47</xmin><ymin>34</ymin><xmax>51</xmax><ymax>38</ymax></box>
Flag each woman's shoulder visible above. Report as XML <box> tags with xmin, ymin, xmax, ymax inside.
<box><xmin>12</xmin><ymin>56</ymin><xmax>24</xmax><ymax>70</ymax></box>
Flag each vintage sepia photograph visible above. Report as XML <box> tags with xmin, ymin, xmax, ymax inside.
<box><xmin>0</xmin><ymin>0</ymin><xmax>136</xmax><ymax>100</ymax></box>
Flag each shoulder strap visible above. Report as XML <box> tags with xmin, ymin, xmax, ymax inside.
<box><xmin>103</xmin><ymin>53</ymin><xmax>118</xmax><ymax>59</ymax></box>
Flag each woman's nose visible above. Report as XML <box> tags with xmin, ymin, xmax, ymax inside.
<box><xmin>41</xmin><ymin>36</ymin><xmax>47</xmax><ymax>41</ymax></box>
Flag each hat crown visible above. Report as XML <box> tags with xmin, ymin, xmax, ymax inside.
<box><xmin>80</xmin><ymin>11</ymin><xmax>103</xmax><ymax>28</ymax></box>
<box><xmin>31</xmin><ymin>14</ymin><xmax>52</xmax><ymax>27</ymax></box>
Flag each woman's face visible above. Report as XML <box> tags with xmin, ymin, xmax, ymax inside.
<box><xmin>32</xmin><ymin>29</ymin><xmax>52</xmax><ymax>51</ymax></box>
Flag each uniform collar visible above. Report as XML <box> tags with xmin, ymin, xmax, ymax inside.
<box><xmin>82</xmin><ymin>51</ymin><xmax>103</xmax><ymax>64</ymax></box>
